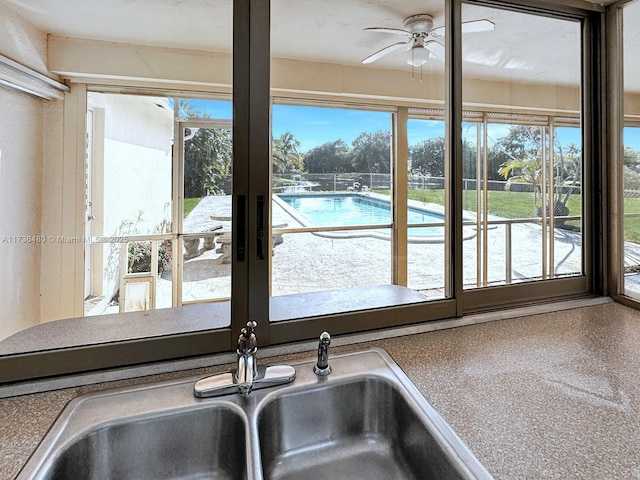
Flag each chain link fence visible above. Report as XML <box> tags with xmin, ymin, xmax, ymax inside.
<box><xmin>273</xmin><ymin>173</ymin><xmax>581</xmax><ymax>197</ymax></box>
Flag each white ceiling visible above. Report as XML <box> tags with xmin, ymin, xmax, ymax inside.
<box><xmin>1</xmin><ymin>0</ymin><xmax>638</xmax><ymax>90</ymax></box>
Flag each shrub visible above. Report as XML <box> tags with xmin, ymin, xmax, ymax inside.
<box><xmin>128</xmin><ymin>240</ymin><xmax>172</xmax><ymax>274</ymax></box>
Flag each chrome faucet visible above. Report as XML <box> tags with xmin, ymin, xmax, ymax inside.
<box><xmin>194</xmin><ymin>321</ymin><xmax>296</xmax><ymax>398</ymax></box>
<box><xmin>313</xmin><ymin>331</ymin><xmax>331</xmax><ymax>376</ymax></box>
<box><xmin>236</xmin><ymin>321</ymin><xmax>258</xmax><ymax>395</ymax></box>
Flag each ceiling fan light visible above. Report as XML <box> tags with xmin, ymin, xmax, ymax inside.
<box><xmin>406</xmin><ymin>47</ymin><xmax>430</xmax><ymax>67</ymax></box>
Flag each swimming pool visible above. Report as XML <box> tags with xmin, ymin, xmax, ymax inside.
<box><xmin>276</xmin><ymin>193</ymin><xmax>450</xmax><ymax>242</ymax></box>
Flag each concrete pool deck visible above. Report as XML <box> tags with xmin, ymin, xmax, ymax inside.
<box><xmin>174</xmin><ymin>194</ymin><xmax>586</xmax><ymax>302</ymax></box>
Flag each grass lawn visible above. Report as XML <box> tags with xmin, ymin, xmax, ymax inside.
<box><xmin>624</xmin><ymin>198</ymin><xmax>640</xmax><ymax>243</ymax></box>
<box><xmin>184</xmin><ymin>197</ymin><xmax>201</xmax><ymax>217</ymax></box>
<box><xmin>378</xmin><ymin>189</ymin><xmax>582</xmax><ymax>219</ymax></box>
<box><xmin>377</xmin><ymin>188</ymin><xmax>585</xmax><ymax>234</ymax></box>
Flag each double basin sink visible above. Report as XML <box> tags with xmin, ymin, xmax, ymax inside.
<box><xmin>17</xmin><ymin>348</ymin><xmax>493</xmax><ymax>479</ymax></box>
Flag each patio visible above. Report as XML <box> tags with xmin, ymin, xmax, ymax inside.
<box><xmin>173</xmin><ymin>194</ymin><xmax>587</xmax><ymax>303</ymax></box>
<box><xmin>84</xmin><ymin>192</ymin><xmax>640</xmax><ymax>316</ymax></box>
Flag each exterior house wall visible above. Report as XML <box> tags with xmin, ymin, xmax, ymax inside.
<box><xmin>97</xmin><ymin>94</ymin><xmax>173</xmax><ymax>238</ymax></box>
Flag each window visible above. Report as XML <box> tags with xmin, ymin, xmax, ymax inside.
<box><xmin>0</xmin><ymin>0</ymin><xmax>601</xmax><ymax>383</ymax></box>
<box><xmin>407</xmin><ymin>116</ymin><xmax>448</xmax><ymax>297</ymax></box>
<box><xmin>622</xmin><ymin>1</ymin><xmax>640</xmax><ymax>300</ymax></box>
<box><xmin>461</xmin><ymin>4</ymin><xmax>586</xmax><ymax>308</ymax></box>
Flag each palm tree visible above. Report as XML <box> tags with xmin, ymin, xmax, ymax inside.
<box><xmin>497</xmin><ymin>136</ymin><xmax>580</xmax><ymax>218</ymax></box>
<box><xmin>273</xmin><ymin>131</ymin><xmax>304</xmax><ymax>173</ymax></box>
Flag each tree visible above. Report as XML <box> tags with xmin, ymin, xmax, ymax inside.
<box><xmin>350</xmin><ymin>130</ymin><xmax>391</xmax><ymax>174</ymax></box>
<box><xmin>488</xmin><ymin>125</ymin><xmax>542</xmax><ymax>182</ymax></box>
<box><xmin>623</xmin><ymin>146</ymin><xmax>640</xmax><ymax>190</ymax></box>
<box><xmin>409</xmin><ymin>137</ymin><xmax>476</xmax><ymax>179</ymax></box>
<box><xmin>303</xmin><ymin>139</ymin><xmax>351</xmax><ymax>173</ymax></box>
<box><xmin>409</xmin><ymin>137</ymin><xmax>445</xmax><ymax>177</ymax></box>
<box><xmin>496</xmin><ymin>125</ymin><xmax>581</xmax><ymax>218</ymax></box>
<box><xmin>624</xmin><ymin>146</ymin><xmax>640</xmax><ymax>171</ymax></box>
<box><xmin>553</xmin><ymin>141</ymin><xmax>581</xmax><ymax>210</ymax></box>
<box><xmin>184</xmin><ymin>127</ymin><xmax>233</xmax><ymax>197</ymax></box>
<box><xmin>461</xmin><ymin>139</ymin><xmax>478</xmax><ymax>180</ymax></box>
<box><xmin>180</xmin><ymin>100</ymin><xmax>233</xmax><ymax>196</ymax></box>
<box><xmin>273</xmin><ymin>131</ymin><xmax>304</xmax><ymax>173</ymax></box>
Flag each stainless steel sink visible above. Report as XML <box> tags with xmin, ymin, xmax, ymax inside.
<box><xmin>45</xmin><ymin>405</ymin><xmax>247</xmax><ymax>480</ymax></box>
<box><xmin>18</xmin><ymin>348</ymin><xmax>492</xmax><ymax>480</ymax></box>
<box><xmin>258</xmin><ymin>378</ymin><xmax>465</xmax><ymax>480</ymax></box>
<box><xmin>19</xmin><ymin>379</ymin><xmax>250</xmax><ymax>480</ymax></box>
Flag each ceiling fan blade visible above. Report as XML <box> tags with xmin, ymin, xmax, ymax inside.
<box><xmin>430</xmin><ymin>25</ymin><xmax>445</xmax><ymax>37</ymax></box>
<box><xmin>361</xmin><ymin>42</ymin><xmax>407</xmax><ymax>64</ymax></box>
<box><xmin>425</xmin><ymin>40</ymin><xmax>445</xmax><ymax>59</ymax></box>
<box><xmin>429</xmin><ymin>18</ymin><xmax>495</xmax><ymax>37</ymax></box>
<box><xmin>461</xmin><ymin>19</ymin><xmax>495</xmax><ymax>33</ymax></box>
<box><xmin>364</xmin><ymin>27</ymin><xmax>410</xmax><ymax>36</ymax></box>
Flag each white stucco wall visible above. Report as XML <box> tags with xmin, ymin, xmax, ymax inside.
<box><xmin>102</xmin><ymin>138</ymin><xmax>172</xmax><ymax>235</ymax></box>
<box><xmin>0</xmin><ymin>3</ymin><xmax>55</xmax><ymax>340</ymax></box>
<box><xmin>99</xmin><ymin>94</ymin><xmax>173</xmax><ymax>237</ymax></box>
<box><xmin>0</xmin><ymin>2</ymin><xmax>48</xmax><ymax>75</ymax></box>
<box><xmin>0</xmin><ymin>87</ymin><xmax>44</xmax><ymax>340</ymax></box>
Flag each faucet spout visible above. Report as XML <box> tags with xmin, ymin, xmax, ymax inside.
<box><xmin>193</xmin><ymin>320</ymin><xmax>296</xmax><ymax>398</ymax></box>
<box><xmin>313</xmin><ymin>331</ymin><xmax>331</xmax><ymax>376</ymax></box>
<box><xmin>236</xmin><ymin>349</ymin><xmax>256</xmax><ymax>396</ymax></box>
<box><xmin>236</xmin><ymin>321</ymin><xmax>258</xmax><ymax>396</ymax></box>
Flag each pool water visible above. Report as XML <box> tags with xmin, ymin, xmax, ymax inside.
<box><xmin>279</xmin><ymin>194</ymin><xmax>444</xmax><ymax>237</ymax></box>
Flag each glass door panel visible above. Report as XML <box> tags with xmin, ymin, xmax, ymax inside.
<box><xmin>407</xmin><ymin>117</ymin><xmax>447</xmax><ymax>298</ymax></box>
<box><xmin>84</xmin><ymin>92</ymin><xmax>174</xmax><ymax>316</ymax></box>
<box><xmin>270</xmin><ymin>0</ymin><xmax>446</xmax><ymax>320</ymax></box>
<box><xmin>461</xmin><ymin>4</ymin><xmax>583</xmax><ymax>290</ymax></box>
<box><xmin>623</xmin><ymin>1</ymin><xmax>640</xmax><ymax>299</ymax></box>
<box><xmin>179</xmin><ymin>120</ymin><xmax>233</xmax><ymax>304</ymax></box>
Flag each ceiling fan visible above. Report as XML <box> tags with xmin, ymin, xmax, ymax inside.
<box><xmin>362</xmin><ymin>14</ymin><xmax>495</xmax><ymax>67</ymax></box>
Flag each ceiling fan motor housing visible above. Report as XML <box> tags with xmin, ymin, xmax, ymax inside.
<box><xmin>403</xmin><ymin>14</ymin><xmax>434</xmax><ymax>35</ymax></box>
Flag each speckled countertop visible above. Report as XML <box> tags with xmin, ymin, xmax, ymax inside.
<box><xmin>2</xmin><ymin>301</ymin><xmax>640</xmax><ymax>479</ymax></box>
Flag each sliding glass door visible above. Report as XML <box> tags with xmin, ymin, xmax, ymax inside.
<box><xmin>622</xmin><ymin>1</ymin><xmax>640</xmax><ymax>300</ymax></box>
<box><xmin>461</xmin><ymin>3</ymin><xmax>586</xmax><ymax>307</ymax></box>
<box><xmin>176</xmin><ymin>116</ymin><xmax>233</xmax><ymax>305</ymax></box>
<box><xmin>268</xmin><ymin>0</ymin><xmax>449</xmax><ymax>328</ymax></box>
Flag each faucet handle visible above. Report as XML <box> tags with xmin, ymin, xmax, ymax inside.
<box><xmin>238</xmin><ymin>321</ymin><xmax>258</xmax><ymax>353</ymax></box>
<box><xmin>245</xmin><ymin>320</ymin><xmax>257</xmax><ymax>333</ymax></box>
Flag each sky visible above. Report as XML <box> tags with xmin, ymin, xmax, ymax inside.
<box><xmin>272</xmin><ymin>105</ymin><xmax>391</xmax><ymax>153</ymax></box>
<box><xmin>175</xmin><ymin>98</ymin><xmax>640</xmax><ymax>153</ymax></box>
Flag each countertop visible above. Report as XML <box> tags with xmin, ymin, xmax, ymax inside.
<box><xmin>2</xmin><ymin>301</ymin><xmax>640</xmax><ymax>479</ymax></box>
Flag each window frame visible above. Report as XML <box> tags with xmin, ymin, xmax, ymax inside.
<box><xmin>0</xmin><ymin>0</ymin><xmax>606</xmax><ymax>384</ymax></box>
